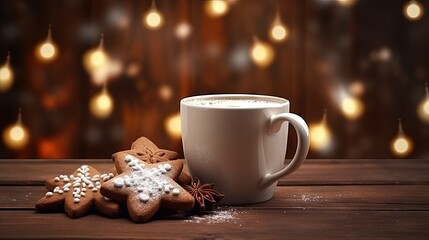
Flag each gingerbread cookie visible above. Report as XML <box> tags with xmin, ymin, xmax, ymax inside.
<box><xmin>100</xmin><ymin>154</ymin><xmax>195</xmax><ymax>223</ymax></box>
<box><xmin>112</xmin><ymin>137</ymin><xmax>191</xmax><ymax>185</ymax></box>
<box><xmin>36</xmin><ymin>165</ymin><xmax>121</xmax><ymax>218</ymax></box>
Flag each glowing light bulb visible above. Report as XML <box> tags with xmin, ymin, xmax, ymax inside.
<box><xmin>84</xmin><ymin>45</ymin><xmax>108</xmax><ymax>71</ymax></box>
<box><xmin>205</xmin><ymin>0</ymin><xmax>229</xmax><ymax>18</ymax></box>
<box><xmin>391</xmin><ymin>119</ymin><xmax>413</xmax><ymax>157</ymax></box>
<box><xmin>165</xmin><ymin>113</ymin><xmax>181</xmax><ymax>139</ymax></box>
<box><xmin>250</xmin><ymin>38</ymin><xmax>275</xmax><ymax>68</ymax></box>
<box><xmin>83</xmin><ymin>35</ymin><xmax>111</xmax><ymax>84</ymax></box>
<box><xmin>143</xmin><ymin>1</ymin><xmax>163</xmax><ymax>30</ymax></box>
<box><xmin>417</xmin><ymin>82</ymin><xmax>429</xmax><ymax>123</ymax></box>
<box><xmin>336</xmin><ymin>0</ymin><xmax>357</xmax><ymax>7</ymax></box>
<box><xmin>269</xmin><ymin>11</ymin><xmax>288</xmax><ymax>42</ymax></box>
<box><xmin>0</xmin><ymin>53</ymin><xmax>13</xmax><ymax>92</ymax></box>
<box><xmin>2</xmin><ymin>109</ymin><xmax>30</xmax><ymax>150</ymax></box>
<box><xmin>340</xmin><ymin>95</ymin><xmax>364</xmax><ymax>120</ymax></box>
<box><xmin>90</xmin><ymin>85</ymin><xmax>114</xmax><ymax>119</ymax></box>
<box><xmin>35</xmin><ymin>25</ymin><xmax>58</xmax><ymax>62</ymax></box>
<box><xmin>404</xmin><ymin>0</ymin><xmax>424</xmax><ymax>21</ymax></box>
<box><xmin>309</xmin><ymin>110</ymin><xmax>332</xmax><ymax>152</ymax></box>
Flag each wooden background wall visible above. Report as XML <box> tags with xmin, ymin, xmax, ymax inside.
<box><xmin>1</xmin><ymin>0</ymin><xmax>428</xmax><ymax>159</ymax></box>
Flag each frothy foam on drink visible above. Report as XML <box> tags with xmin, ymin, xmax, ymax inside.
<box><xmin>184</xmin><ymin>97</ymin><xmax>284</xmax><ymax>108</ymax></box>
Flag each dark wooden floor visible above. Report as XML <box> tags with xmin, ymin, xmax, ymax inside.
<box><xmin>1</xmin><ymin>159</ymin><xmax>428</xmax><ymax>239</ymax></box>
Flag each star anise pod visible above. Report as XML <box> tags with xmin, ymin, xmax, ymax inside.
<box><xmin>184</xmin><ymin>178</ymin><xmax>224</xmax><ymax>211</ymax></box>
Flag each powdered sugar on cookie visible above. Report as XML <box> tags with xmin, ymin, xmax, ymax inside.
<box><xmin>113</xmin><ymin>155</ymin><xmax>181</xmax><ymax>203</ymax></box>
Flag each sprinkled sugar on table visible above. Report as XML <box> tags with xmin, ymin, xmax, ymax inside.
<box><xmin>1</xmin><ymin>159</ymin><xmax>428</xmax><ymax>239</ymax></box>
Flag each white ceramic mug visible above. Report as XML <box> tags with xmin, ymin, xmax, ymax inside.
<box><xmin>180</xmin><ymin>94</ymin><xmax>309</xmax><ymax>204</ymax></box>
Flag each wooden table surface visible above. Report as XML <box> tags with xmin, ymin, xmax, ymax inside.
<box><xmin>0</xmin><ymin>159</ymin><xmax>428</xmax><ymax>239</ymax></box>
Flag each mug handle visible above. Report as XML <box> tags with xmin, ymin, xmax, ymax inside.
<box><xmin>260</xmin><ymin>113</ymin><xmax>310</xmax><ymax>188</ymax></box>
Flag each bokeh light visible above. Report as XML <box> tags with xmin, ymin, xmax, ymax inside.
<box><xmin>250</xmin><ymin>38</ymin><xmax>275</xmax><ymax>68</ymax></box>
<box><xmin>205</xmin><ymin>0</ymin><xmax>229</xmax><ymax>18</ymax></box>
<box><xmin>403</xmin><ymin>0</ymin><xmax>424</xmax><ymax>21</ymax></box>
<box><xmin>309</xmin><ymin>110</ymin><xmax>333</xmax><ymax>152</ymax></box>
<box><xmin>417</xmin><ymin>83</ymin><xmax>429</xmax><ymax>123</ymax></box>
<box><xmin>340</xmin><ymin>96</ymin><xmax>364</xmax><ymax>120</ymax></box>
<box><xmin>90</xmin><ymin>86</ymin><xmax>114</xmax><ymax>119</ymax></box>
<box><xmin>2</xmin><ymin>110</ymin><xmax>30</xmax><ymax>150</ymax></box>
<box><xmin>391</xmin><ymin>119</ymin><xmax>413</xmax><ymax>157</ymax></box>
<box><xmin>175</xmin><ymin>22</ymin><xmax>192</xmax><ymax>39</ymax></box>
<box><xmin>0</xmin><ymin>53</ymin><xmax>13</xmax><ymax>92</ymax></box>
<box><xmin>35</xmin><ymin>26</ymin><xmax>58</xmax><ymax>62</ymax></box>
<box><xmin>165</xmin><ymin>113</ymin><xmax>181</xmax><ymax>139</ymax></box>
<box><xmin>143</xmin><ymin>1</ymin><xmax>163</xmax><ymax>30</ymax></box>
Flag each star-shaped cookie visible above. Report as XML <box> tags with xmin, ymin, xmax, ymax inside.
<box><xmin>115</xmin><ymin>137</ymin><xmax>178</xmax><ymax>164</ymax></box>
<box><xmin>36</xmin><ymin>165</ymin><xmax>121</xmax><ymax>218</ymax></box>
<box><xmin>112</xmin><ymin>137</ymin><xmax>191</xmax><ymax>185</ymax></box>
<box><xmin>100</xmin><ymin>154</ymin><xmax>195</xmax><ymax>223</ymax></box>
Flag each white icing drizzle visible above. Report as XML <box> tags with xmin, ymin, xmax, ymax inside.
<box><xmin>113</xmin><ymin>154</ymin><xmax>180</xmax><ymax>203</ymax></box>
<box><xmin>44</xmin><ymin>165</ymin><xmax>111</xmax><ymax>204</ymax></box>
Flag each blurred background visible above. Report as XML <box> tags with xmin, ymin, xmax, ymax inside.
<box><xmin>1</xmin><ymin>0</ymin><xmax>428</xmax><ymax>159</ymax></box>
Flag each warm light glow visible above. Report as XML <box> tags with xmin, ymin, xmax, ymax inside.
<box><xmin>0</xmin><ymin>54</ymin><xmax>13</xmax><ymax>92</ymax></box>
<box><xmin>404</xmin><ymin>1</ymin><xmax>424</xmax><ymax>20</ymax></box>
<box><xmin>250</xmin><ymin>38</ymin><xmax>275</xmax><ymax>68</ymax></box>
<box><xmin>158</xmin><ymin>84</ymin><xmax>173</xmax><ymax>101</ymax></box>
<box><xmin>391</xmin><ymin>119</ymin><xmax>413</xmax><ymax>157</ymax></box>
<box><xmin>309</xmin><ymin>110</ymin><xmax>332</xmax><ymax>152</ymax></box>
<box><xmin>143</xmin><ymin>1</ymin><xmax>163</xmax><ymax>30</ymax></box>
<box><xmin>90</xmin><ymin>87</ymin><xmax>114</xmax><ymax>119</ymax></box>
<box><xmin>35</xmin><ymin>25</ymin><xmax>58</xmax><ymax>62</ymax></box>
<box><xmin>336</xmin><ymin>0</ymin><xmax>357</xmax><ymax>7</ymax></box>
<box><xmin>165</xmin><ymin>113</ymin><xmax>181</xmax><ymax>139</ymax></box>
<box><xmin>83</xmin><ymin>36</ymin><xmax>113</xmax><ymax>84</ymax></box>
<box><xmin>86</xmin><ymin>49</ymin><xmax>108</xmax><ymax>69</ymax></box>
<box><xmin>417</xmin><ymin>83</ymin><xmax>429</xmax><ymax>123</ymax></box>
<box><xmin>340</xmin><ymin>96</ymin><xmax>364</xmax><ymax>120</ymax></box>
<box><xmin>40</xmin><ymin>42</ymin><xmax>57</xmax><ymax>59</ymax></box>
<box><xmin>175</xmin><ymin>22</ymin><xmax>192</xmax><ymax>39</ymax></box>
<box><xmin>205</xmin><ymin>0</ymin><xmax>229</xmax><ymax>18</ymax></box>
<box><xmin>2</xmin><ymin>110</ymin><xmax>30</xmax><ymax>150</ymax></box>
<box><xmin>270</xmin><ymin>24</ymin><xmax>287</xmax><ymax>42</ymax></box>
<box><xmin>269</xmin><ymin>12</ymin><xmax>288</xmax><ymax>42</ymax></box>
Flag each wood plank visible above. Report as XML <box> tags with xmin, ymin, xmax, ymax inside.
<box><xmin>2</xmin><ymin>185</ymin><xmax>428</xmax><ymax>211</ymax></box>
<box><xmin>0</xmin><ymin>159</ymin><xmax>114</xmax><ymax>185</ymax></box>
<box><xmin>0</xmin><ymin>210</ymin><xmax>428</xmax><ymax>239</ymax></box>
<box><xmin>1</xmin><ymin>159</ymin><xmax>428</xmax><ymax>185</ymax></box>
<box><xmin>279</xmin><ymin>159</ymin><xmax>429</xmax><ymax>186</ymax></box>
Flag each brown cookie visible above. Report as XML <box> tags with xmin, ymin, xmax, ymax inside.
<box><xmin>100</xmin><ymin>154</ymin><xmax>195</xmax><ymax>223</ymax></box>
<box><xmin>36</xmin><ymin>165</ymin><xmax>121</xmax><ymax>218</ymax></box>
<box><xmin>112</xmin><ymin>137</ymin><xmax>191</xmax><ymax>185</ymax></box>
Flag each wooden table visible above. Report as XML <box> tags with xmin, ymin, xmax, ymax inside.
<box><xmin>0</xmin><ymin>159</ymin><xmax>428</xmax><ymax>239</ymax></box>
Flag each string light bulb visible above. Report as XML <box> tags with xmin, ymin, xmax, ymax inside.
<box><xmin>417</xmin><ymin>82</ymin><xmax>429</xmax><ymax>123</ymax></box>
<box><xmin>143</xmin><ymin>0</ymin><xmax>163</xmax><ymax>30</ymax></box>
<box><xmin>83</xmin><ymin>36</ymin><xmax>109</xmax><ymax>72</ymax></box>
<box><xmin>391</xmin><ymin>119</ymin><xmax>413</xmax><ymax>157</ymax></box>
<box><xmin>35</xmin><ymin>25</ymin><xmax>58</xmax><ymax>62</ymax></box>
<box><xmin>309</xmin><ymin>109</ymin><xmax>333</xmax><ymax>152</ymax></box>
<box><xmin>403</xmin><ymin>0</ymin><xmax>424</xmax><ymax>21</ymax></box>
<box><xmin>0</xmin><ymin>52</ymin><xmax>13</xmax><ymax>92</ymax></box>
<box><xmin>89</xmin><ymin>84</ymin><xmax>114</xmax><ymax>119</ymax></box>
<box><xmin>205</xmin><ymin>0</ymin><xmax>229</xmax><ymax>18</ymax></box>
<box><xmin>249</xmin><ymin>37</ymin><xmax>275</xmax><ymax>68</ymax></box>
<box><xmin>83</xmin><ymin>35</ymin><xmax>112</xmax><ymax>85</ymax></box>
<box><xmin>340</xmin><ymin>95</ymin><xmax>364</xmax><ymax>120</ymax></box>
<box><xmin>165</xmin><ymin>112</ymin><xmax>181</xmax><ymax>139</ymax></box>
<box><xmin>336</xmin><ymin>0</ymin><xmax>357</xmax><ymax>7</ymax></box>
<box><xmin>2</xmin><ymin>109</ymin><xmax>30</xmax><ymax>150</ymax></box>
<box><xmin>269</xmin><ymin>8</ymin><xmax>288</xmax><ymax>42</ymax></box>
